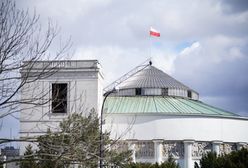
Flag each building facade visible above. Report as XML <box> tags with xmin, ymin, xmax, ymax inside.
<box><xmin>0</xmin><ymin>146</ymin><xmax>20</xmax><ymax>168</ymax></box>
<box><xmin>19</xmin><ymin>60</ymin><xmax>103</xmax><ymax>154</ymax></box>
<box><xmin>19</xmin><ymin>60</ymin><xmax>248</xmax><ymax>168</ymax></box>
<box><xmin>103</xmin><ymin>64</ymin><xmax>248</xmax><ymax>168</ymax></box>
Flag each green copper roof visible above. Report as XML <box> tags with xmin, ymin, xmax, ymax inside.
<box><xmin>104</xmin><ymin>96</ymin><xmax>238</xmax><ymax>117</ymax></box>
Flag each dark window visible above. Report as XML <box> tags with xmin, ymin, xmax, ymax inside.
<box><xmin>52</xmin><ymin>83</ymin><xmax>67</xmax><ymax>113</ymax></box>
<box><xmin>162</xmin><ymin>88</ymin><xmax>168</xmax><ymax>96</ymax></box>
<box><xmin>135</xmin><ymin>88</ymin><xmax>142</xmax><ymax>95</ymax></box>
<box><xmin>187</xmin><ymin>90</ymin><xmax>192</xmax><ymax>98</ymax></box>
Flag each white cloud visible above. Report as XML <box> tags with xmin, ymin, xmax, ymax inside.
<box><xmin>177</xmin><ymin>35</ymin><xmax>245</xmax><ymax>67</ymax></box>
<box><xmin>23</xmin><ymin>0</ymin><xmax>112</xmax><ymax>22</ymax></box>
<box><xmin>73</xmin><ymin>46</ymin><xmax>150</xmax><ymax>86</ymax></box>
<box><xmin>229</xmin><ymin>47</ymin><xmax>244</xmax><ymax>59</ymax></box>
<box><xmin>73</xmin><ymin>45</ymin><xmax>176</xmax><ymax>86</ymax></box>
<box><xmin>14</xmin><ymin>0</ymin><xmax>248</xmax><ymax>118</ymax></box>
<box><xmin>152</xmin><ymin>49</ymin><xmax>176</xmax><ymax>75</ymax></box>
<box><xmin>180</xmin><ymin>42</ymin><xmax>201</xmax><ymax>56</ymax></box>
<box><xmin>202</xmin><ymin>35</ymin><xmax>245</xmax><ymax>63</ymax></box>
<box><xmin>173</xmin><ymin>34</ymin><xmax>248</xmax><ymax>115</ymax></box>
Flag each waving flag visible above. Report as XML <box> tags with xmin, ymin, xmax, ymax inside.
<box><xmin>150</xmin><ymin>27</ymin><xmax>160</xmax><ymax>37</ymax></box>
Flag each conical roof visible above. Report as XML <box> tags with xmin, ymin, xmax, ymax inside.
<box><xmin>105</xmin><ymin>65</ymin><xmax>239</xmax><ymax>117</ymax></box>
<box><xmin>118</xmin><ymin>66</ymin><xmax>192</xmax><ymax>90</ymax></box>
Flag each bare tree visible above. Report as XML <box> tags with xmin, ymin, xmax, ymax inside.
<box><xmin>0</xmin><ymin>0</ymin><xmax>71</xmax><ymax>120</ymax></box>
<box><xmin>0</xmin><ymin>1</ymin><xmax>134</xmax><ymax>167</ymax></box>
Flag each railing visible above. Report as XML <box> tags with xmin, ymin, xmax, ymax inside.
<box><xmin>103</xmin><ymin>58</ymin><xmax>151</xmax><ymax>93</ymax></box>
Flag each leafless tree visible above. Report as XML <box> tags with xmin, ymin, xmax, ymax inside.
<box><xmin>0</xmin><ymin>1</ymin><xmax>134</xmax><ymax>167</ymax></box>
<box><xmin>0</xmin><ymin>0</ymin><xmax>71</xmax><ymax>120</ymax></box>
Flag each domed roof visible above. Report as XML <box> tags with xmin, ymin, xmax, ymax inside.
<box><xmin>105</xmin><ymin>64</ymin><xmax>239</xmax><ymax>117</ymax></box>
<box><xmin>118</xmin><ymin>66</ymin><xmax>192</xmax><ymax>90</ymax></box>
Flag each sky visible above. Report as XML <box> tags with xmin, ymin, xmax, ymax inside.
<box><xmin>1</xmin><ymin>0</ymin><xmax>248</xmax><ymax>141</ymax></box>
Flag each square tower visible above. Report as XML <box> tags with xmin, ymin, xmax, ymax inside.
<box><xmin>19</xmin><ymin>60</ymin><xmax>103</xmax><ymax>154</ymax></box>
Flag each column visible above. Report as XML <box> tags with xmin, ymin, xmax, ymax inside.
<box><xmin>153</xmin><ymin>139</ymin><xmax>164</xmax><ymax>164</ymax></box>
<box><xmin>184</xmin><ymin>140</ymin><xmax>194</xmax><ymax>168</ymax></box>
<box><xmin>212</xmin><ymin>141</ymin><xmax>222</xmax><ymax>156</ymax></box>
<box><xmin>127</xmin><ymin>139</ymin><xmax>138</xmax><ymax>163</ymax></box>
<box><xmin>3</xmin><ymin>155</ymin><xmax>6</xmax><ymax>168</ymax></box>
<box><xmin>237</xmin><ymin>142</ymin><xmax>247</xmax><ymax>150</ymax></box>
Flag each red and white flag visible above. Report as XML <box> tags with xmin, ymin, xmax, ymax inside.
<box><xmin>150</xmin><ymin>27</ymin><xmax>160</xmax><ymax>37</ymax></box>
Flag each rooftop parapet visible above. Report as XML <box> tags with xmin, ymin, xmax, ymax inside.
<box><xmin>20</xmin><ymin>60</ymin><xmax>102</xmax><ymax>73</ymax></box>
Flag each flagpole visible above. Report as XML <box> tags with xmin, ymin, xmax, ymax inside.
<box><xmin>149</xmin><ymin>34</ymin><xmax>151</xmax><ymax>58</ymax></box>
<box><xmin>149</xmin><ymin>27</ymin><xmax>152</xmax><ymax>59</ymax></box>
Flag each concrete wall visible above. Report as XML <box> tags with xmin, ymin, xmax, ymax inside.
<box><xmin>105</xmin><ymin>114</ymin><xmax>248</xmax><ymax>168</ymax></box>
<box><xmin>104</xmin><ymin>114</ymin><xmax>248</xmax><ymax>143</ymax></box>
<box><xmin>19</xmin><ymin>60</ymin><xmax>103</xmax><ymax>154</ymax></box>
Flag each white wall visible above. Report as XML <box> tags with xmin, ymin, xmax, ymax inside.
<box><xmin>20</xmin><ymin>61</ymin><xmax>103</xmax><ymax>154</ymax></box>
<box><xmin>104</xmin><ymin>114</ymin><xmax>248</xmax><ymax>143</ymax></box>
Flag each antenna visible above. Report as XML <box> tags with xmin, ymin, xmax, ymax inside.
<box><xmin>10</xmin><ymin>128</ymin><xmax>12</xmax><ymax>147</ymax></box>
<box><xmin>103</xmin><ymin>58</ymin><xmax>152</xmax><ymax>93</ymax></box>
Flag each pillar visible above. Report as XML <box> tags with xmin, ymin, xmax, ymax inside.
<box><xmin>212</xmin><ymin>141</ymin><xmax>222</xmax><ymax>156</ymax></box>
<box><xmin>184</xmin><ymin>140</ymin><xmax>194</xmax><ymax>168</ymax></box>
<box><xmin>237</xmin><ymin>142</ymin><xmax>247</xmax><ymax>150</ymax></box>
<box><xmin>3</xmin><ymin>155</ymin><xmax>6</xmax><ymax>168</ymax></box>
<box><xmin>127</xmin><ymin>139</ymin><xmax>138</xmax><ymax>163</ymax></box>
<box><xmin>153</xmin><ymin>139</ymin><xmax>164</xmax><ymax>164</ymax></box>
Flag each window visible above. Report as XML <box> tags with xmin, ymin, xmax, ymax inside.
<box><xmin>162</xmin><ymin>88</ymin><xmax>168</xmax><ymax>96</ymax></box>
<box><xmin>187</xmin><ymin>90</ymin><xmax>192</xmax><ymax>98</ymax></box>
<box><xmin>135</xmin><ymin>88</ymin><xmax>142</xmax><ymax>95</ymax></box>
<box><xmin>52</xmin><ymin>83</ymin><xmax>67</xmax><ymax>113</ymax></box>
<box><xmin>136</xmin><ymin>141</ymin><xmax>154</xmax><ymax>158</ymax></box>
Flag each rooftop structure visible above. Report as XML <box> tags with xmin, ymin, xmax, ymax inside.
<box><xmin>1</xmin><ymin>146</ymin><xmax>19</xmax><ymax>157</ymax></box>
<box><xmin>20</xmin><ymin>60</ymin><xmax>104</xmax><ymax>154</ymax></box>
<box><xmin>0</xmin><ymin>146</ymin><xmax>19</xmax><ymax>168</ymax></box>
<box><xmin>19</xmin><ymin>60</ymin><xmax>248</xmax><ymax>168</ymax></box>
<box><xmin>103</xmin><ymin>63</ymin><xmax>248</xmax><ymax>168</ymax></box>
<box><xmin>111</xmin><ymin>65</ymin><xmax>199</xmax><ymax>100</ymax></box>
<box><xmin>105</xmin><ymin>96</ymin><xmax>238</xmax><ymax>117</ymax></box>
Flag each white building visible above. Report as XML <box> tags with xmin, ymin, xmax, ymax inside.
<box><xmin>103</xmin><ymin>63</ymin><xmax>248</xmax><ymax>168</ymax></box>
<box><xmin>20</xmin><ymin>60</ymin><xmax>103</xmax><ymax>153</ymax></box>
<box><xmin>20</xmin><ymin>60</ymin><xmax>248</xmax><ymax>168</ymax></box>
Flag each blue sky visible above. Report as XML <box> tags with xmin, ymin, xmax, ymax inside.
<box><xmin>1</xmin><ymin>0</ymin><xmax>248</xmax><ymax>140</ymax></box>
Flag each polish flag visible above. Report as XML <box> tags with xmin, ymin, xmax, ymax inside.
<box><xmin>150</xmin><ymin>27</ymin><xmax>160</xmax><ymax>37</ymax></box>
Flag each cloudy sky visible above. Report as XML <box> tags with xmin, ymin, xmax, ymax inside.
<box><xmin>1</xmin><ymin>0</ymin><xmax>248</xmax><ymax>139</ymax></box>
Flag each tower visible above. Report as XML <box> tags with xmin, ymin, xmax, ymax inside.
<box><xmin>19</xmin><ymin>60</ymin><xmax>104</xmax><ymax>154</ymax></box>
